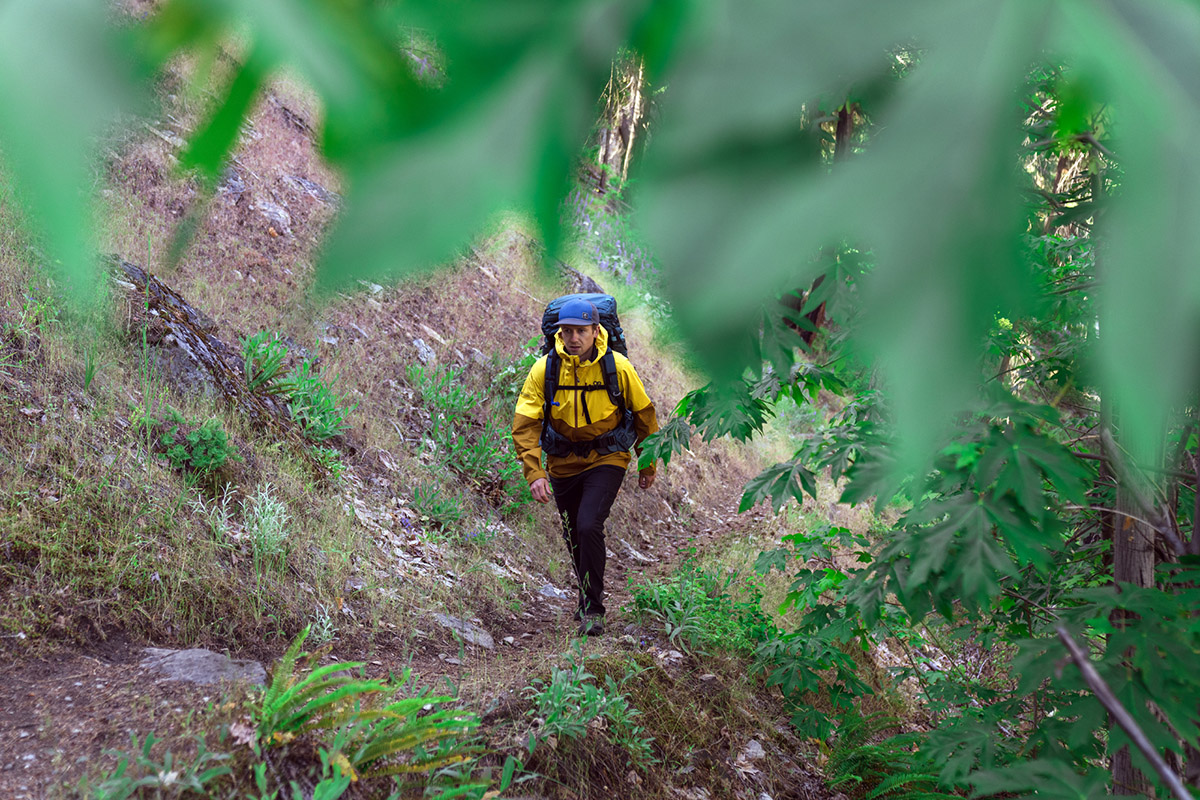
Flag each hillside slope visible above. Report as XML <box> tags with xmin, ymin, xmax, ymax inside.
<box><xmin>0</xmin><ymin>69</ymin><xmax>846</xmax><ymax>800</ymax></box>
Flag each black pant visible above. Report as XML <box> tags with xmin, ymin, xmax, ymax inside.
<box><xmin>550</xmin><ymin>465</ymin><xmax>625</xmax><ymax>618</ymax></box>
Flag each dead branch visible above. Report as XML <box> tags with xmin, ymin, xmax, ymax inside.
<box><xmin>1055</xmin><ymin>626</ymin><xmax>1194</xmax><ymax>800</ymax></box>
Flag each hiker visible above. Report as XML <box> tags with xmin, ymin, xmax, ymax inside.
<box><xmin>512</xmin><ymin>296</ymin><xmax>659</xmax><ymax>636</ymax></box>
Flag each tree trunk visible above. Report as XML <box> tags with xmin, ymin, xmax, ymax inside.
<box><xmin>593</xmin><ymin>54</ymin><xmax>646</xmax><ymax>195</ymax></box>
<box><xmin>788</xmin><ymin>103</ymin><xmax>857</xmax><ymax>345</ymax></box>
<box><xmin>1107</xmin><ymin>423</ymin><xmax>1160</xmax><ymax>797</ymax></box>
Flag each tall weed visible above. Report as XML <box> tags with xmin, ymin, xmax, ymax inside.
<box><xmin>525</xmin><ymin>645</ymin><xmax>655</xmax><ymax>767</ymax></box>
<box><xmin>244</xmin><ymin>482</ymin><xmax>290</xmax><ymax>569</ymax></box>
<box><xmin>629</xmin><ymin>564</ymin><xmax>772</xmax><ymax>656</ymax></box>
<box><xmin>287</xmin><ymin>360</ymin><xmax>356</xmax><ymax>441</ymax></box>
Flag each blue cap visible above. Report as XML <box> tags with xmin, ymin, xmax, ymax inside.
<box><xmin>558</xmin><ymin>298</ymin><xmax>599</xmax><ymax>327</ymax></box>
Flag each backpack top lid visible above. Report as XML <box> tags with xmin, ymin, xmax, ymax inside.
<box><xmin>541</xmin><ymin>293</ymin><xmax>627</xmax><ymax>356</ymax></box>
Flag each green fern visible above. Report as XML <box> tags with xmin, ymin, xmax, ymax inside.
<box><xmin>865</xmin><ymin>771</ymin><xmax>956</xmax><ymax>800</ymax></box>
<box><xmin>258</xmin><ymin>626</ymin><xmax>382</xmax><ymax>740</ymax></box>
<box><xmin>826</xmin><ymin>711</ymin><xmax>959</xmax><ymax>800</ymax></box>
<box><xmin>254</xmin><ymin>627</ymin><xmax>481</xmax><ymax>790</ymax></box>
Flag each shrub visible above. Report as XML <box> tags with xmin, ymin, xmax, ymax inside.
<box><xmin>287</xmin><ymin>360</ymin><xmax>356</xmax><ymax>441</ymax></box>
<box><xmin>242</xmin><ymin>331</ymin><xmax>291</xmax><ymax>394</ymax></box>
<box><xmin>243</xmin><ymin>482</ymin><xmax>290</xmax><ymax>569</ymax></box>
<box><xmin>525</xmin><ymin>646</ymin><xmax>655</xmax><ymax>767</ymax></box>
<box><xmin>629</xmin><ymin>565</ymin><xmax>772</xmax><ymax>656</ymax></box>
<box><xmin>139</xmin><ymin>407</ymin><xmax>241</xmax><ymax>482</ymax></box>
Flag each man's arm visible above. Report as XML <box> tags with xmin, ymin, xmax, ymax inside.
<box><xmin>512</xmin><ymin>356</ymin><xmax>551</xmax><ymax>501</ymax></box>
<box><xmin>620</xmin><ymin>360</ymin><xmax>659</xmax><ymax>483</ymax></box>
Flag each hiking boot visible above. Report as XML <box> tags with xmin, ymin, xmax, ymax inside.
<box><xmin>577</xmin><ymin>615</ymin><xmax>604</xmax><ymax>637</ymax></box>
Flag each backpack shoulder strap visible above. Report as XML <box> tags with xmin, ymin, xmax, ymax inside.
<box><xmin>542</xmin><ymin>350</ymin><xmax>559</xmax><ymax>428</ymax></box>
<box><xmin>600</xmin><ymin>350</ymin><xmax>626</xmax><ymax>417</ymax></box>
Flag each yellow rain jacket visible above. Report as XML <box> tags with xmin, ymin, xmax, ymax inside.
<box><xmin>512</xmin><ymin>325</ymin><xmax>658</xmax><ymax>484</ymax></box>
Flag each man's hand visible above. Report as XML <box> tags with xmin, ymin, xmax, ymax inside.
<box><xmin>530</xmin><ymin>478</ymin><xmax>552</xmax><ymax>504</ymax></box>
<box><xmin>638</xmin><ymin>472</ymin><xmax>655</xmax><ymax>490</ymax></box>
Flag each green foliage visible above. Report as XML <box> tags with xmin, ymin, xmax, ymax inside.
<box><xmin>629</xmin><ymin>564</ymin><xmax>771</xmax><ymax>656</ymax></box>
<box><xmin>411</xmin><ymin>481</ymin><xmax>466</xmax><ymax>532</ymax></box>
<box><xmin>310</xmin><ymin>445</ymin><xmax>345</xmax><ymax>483</ymax></box>
<box><xmin>242</xmin><ymin>331</ymin><xmax>291</xmax><ymax>394</ymax></box>
<box><xmin>489</xmin><ymin>335</ymin><xmax>541</xmax><ymax>407</ymax></box>
<box><xmin>83</xmin><ymin>732</ymin><xmax>230</xmax><ymax>799</ymax></box>
<box><xmin>524</xmin><ymin>646</ymin><xmax>655</xmax><ymax>768</ymax></box>
<box><xmin>739</xmin><ymin>456</ymin><xmax>818</xmax><ymax>513</ymax></box>
<box><xmin>83</xmin><ymin>342</ymin><xmax>102</xmax><ymax>391</ymax></box>
<box><xmin>255</xmin><ymin>627</ymin><xmax>479</xmax><ymax>789</ymax></box>
<box><xmin>287</xmin><ymin>359</ymin><xmax>356</xmax><ymax>442</ymax></box>
<box><xmin>407</xmin><ymin>362</ymin><xmax>531</xmax><ymax>516</ymax></box>
<box><xmin>824</xmin><ymin>711</ymin><xmax>957</xmax><ymax>800</ymax></box>
<box><xmin>0</xmin><ymin>0</ymin><xmax>140</xmax><ymax>308</ymax></box>
<box><xmin>636</xmin><ymin>415</ymin><xmax>693</xmax><ymax>470</ymax></box>
<box><xmin>163</xmin><ymin>418</ymin><xmax>237</xmax><ymax>475</ymax></box>
<box><xmin>756</xmin><ymin>632</ymin><xmax>875</xmax><ymax>740</ymax></box>
<box><xmin>1</xmin><ymin>0</ymin><xmax>1197</xmax><ymax>460</ymax></box>
<box><xmin>139</xmin><ymin>408</ymin><xmax>241</xmax><ymax>481</ymax></box>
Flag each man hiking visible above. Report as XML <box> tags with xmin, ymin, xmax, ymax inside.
<box><xmin>512</xmin><ymin>296</ymin><xmax>659</xmax><ymax>636</ymax></box>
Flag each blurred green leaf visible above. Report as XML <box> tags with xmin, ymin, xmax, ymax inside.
<box><xmin>0</xmin><ymin>0</ymin><xmax>143</xmax><ymax>306</ymax></box>
<box><xmin>180</xmin><ymin>44</ymin><xmax>273</xmax><ymax>186</ymax></box>
<box><xmin>315</xmin><ymin>61</ymin><xmax>563</xmax><ymax>291</ymax></box>
<box><xmin>1056</xmin><ymin>0</ymin><xmax>1200</xmax><ymax>457</ymax></box>
<box><xmin>642</xmin><ymin>0</ymin><xmax>1048</xmax><ymax>468</ymax></box>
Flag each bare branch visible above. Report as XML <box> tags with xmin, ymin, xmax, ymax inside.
<box><xmin>1055</xmin><ymin>626</ymin><xmax>1194</xmax><ymax>800</ymax></box>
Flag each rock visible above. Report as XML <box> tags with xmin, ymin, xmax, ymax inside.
<box><xmin>140</xmin><ymin>648</ymin><xmax>266</xmax><ymax>686</ymax></box>
<box><xmin>620</xmin><ymin>538</ymin><xmax>657</xmax><ymax>563</ymax></box>
<box><xmin>560</xmin><ymin>262</ymin><xmax>605</xmax><ymax>294</ymax></box>
<box><xmin>742</xmin><ymin>739</ymin><xmax>766</xmax><ymax>761</ymax></box>
<box><xmin>152</xmin><ymin>347</ymin><xmax>218</xmax><ymax>399</ymax></box>
<box><xmin>432</xmin><ymin>613</ymin><xmax>494</xmax><ymax>650</ymax></box>
<box><xmin>419</xmin><ymin>324</ymin><xmax>447</xmax><ymax>345</ymax></box>
<box><xmin>285</xmin><ymin>175</ymin><xmax>341</xmax><ymax>206</ymax></box>
<box><xmin>217</xmin><ymin>169</ymin><xmax>246</xmax><ymax>201</ymax></box>
<box><xmin>252</xmin><ymin>197</ymin><xmax>292</xmax><ymax>233</ymax></box>
<box><xmin>538</xmin><ymin>583</ymin><xmax>571</xmax><ymax>600</ymax></box>
<box><xmin>413</xmin><ymin>338</ymin><xmax>436</xmax><ymax>364</ymax></box>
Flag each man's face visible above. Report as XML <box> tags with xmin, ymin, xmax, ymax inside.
<box><xmin>560</xmin><ymin>324</ymin><xmax>598</xmax><ymax>356</ymax></box>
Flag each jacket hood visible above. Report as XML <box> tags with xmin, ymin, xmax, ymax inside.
<box><xmin>554</xmin><ymin>324</ymin><xmax>609</xmax><ymax>364</ymax></box>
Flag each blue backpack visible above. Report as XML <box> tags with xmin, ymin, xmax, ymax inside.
<box><xmin>539</xmin><ymin>293</ymin><xmax>627</xmax><ymax>356</ymax></box>
<box><xmin>538</xmin><ymin>293</ymin><xmax>636</xmax><ymax>457</ymax></box>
